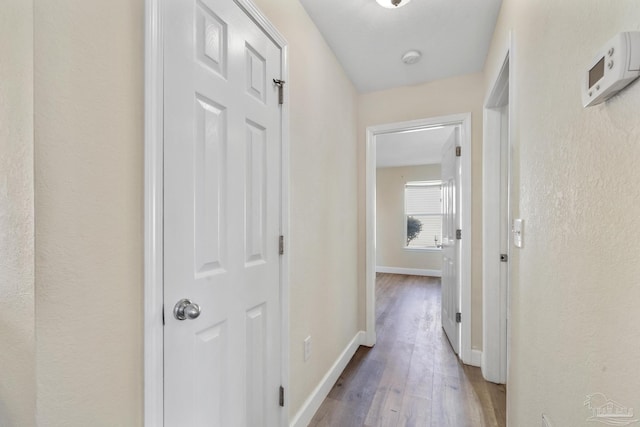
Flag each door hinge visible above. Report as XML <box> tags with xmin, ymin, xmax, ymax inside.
<box><xmin>500</xmin><ymin>253</ymin><xmax>508</xmax><ymax>262</ymax></box>
<box><xmin>273</xmin><ymin>79</ymin><xmax>285</xmax><ymax>105</ymax></box>
<box><xmin>279</xmin><ymin>385</ymin><xmax>285</xmax><ymax>407</ymax></box>
<box><xmin>162</xmin><ymin>305</ymin><xmax>165</xmax><ymax>325</ymax></box>
<box><xmin>456</xmin><ymin>312</ymin><xmax>462</xmax><ymax>323</ymax></box>
<box><xmin>456</xmin><ymin>229</ymin><xmax>462</xmax><ymax>240</ymax></box>
<box><xmin>455</xmin><ymin>146</ymin><xmax>461</xmax><ymax>157</ymax></box>
<box><xmin>279</xmin><ymin>235</ymin><xmax>284</xmax><ymax>255</ymax></box>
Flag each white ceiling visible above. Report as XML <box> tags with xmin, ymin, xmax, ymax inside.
<box><xmin>299</xmin><ymin>0</ymin><xmax>502</xmax><ymax>93</ymax></box>
<box><xmin>376</xmin><ymin>126</ymin><xmax>455</xmax><ymax>168</ymax></box>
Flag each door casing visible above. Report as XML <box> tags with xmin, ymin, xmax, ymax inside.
<box><xmin>482</xmin><ymin>32</ymin><xmax>513</xmax><ymax>385</ymax></box>
<box><xmin>143</xmin><ymin>1</ymin><xmax>290</xmax><ymax>425</ymax></box>
<box><xmin>365</xmin><ymin>113</ymin><xmax>474</xmax><ymax>366</ymax></box>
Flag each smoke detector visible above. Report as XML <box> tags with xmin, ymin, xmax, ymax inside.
<box><xmin>402</xmin><ymin>50</ymin><xmax>422</xmax><ymax>65</ymax></box>
<box><xmin>376</xmin><ymin>0</ymin><xmax>412</xmax><ymax>9</ymax></box>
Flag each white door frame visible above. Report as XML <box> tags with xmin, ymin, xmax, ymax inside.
<box><xmin>143</xmin><ymin>1</ymin><xmax>290</xmax><ymax>425</ymax></box>
<box><xmin>365</xmin><ymin>113</ymin><xmax>473</xmax><ymax>365</ymax></box>
<box><xmin>482</xmin><ymin>32</ymin><xmax>513</xmax><ymax>384</ymax></box>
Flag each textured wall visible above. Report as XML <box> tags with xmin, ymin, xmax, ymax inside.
<box><xmin>34</xmin><ymin>0</ymin><xmax>144</xmax><ymax>424</ymax></box>
<box><xmin>358</xmin><ymin>73</ymin><xmax>485</xmax><ymax>351</ymax></box>
<box><xmin>251</xmin><ymin>0</ymin><xmax>360</xmax><ymax>420</ymax></box>
<box><xmin>0</xmin><ymin>1</ymin><xmax>35</xmax><ymax>426</ymax></box>
<box><xmin>484</xmin><ymin>1</ymin><xmax>640</xmax><ymax>425</ymax></box>
<box><xmin>376</xmin><ymin>164</ymin><xmax>443</xmax><ymax>271</ymax></box>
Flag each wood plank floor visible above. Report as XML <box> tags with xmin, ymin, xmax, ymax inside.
<box><xmin>308</xmin><ymin>273</ymin><xmax>506</xmax><ymax>427</ymax></box>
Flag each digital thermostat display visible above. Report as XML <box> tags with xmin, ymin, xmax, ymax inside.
<box><xmin>588</xmin><ymin>58</ymin><xmax>605</xmax><ymax>89</ymax></box>
<box><xmin>582</xmin><ymin>32</ymin><xmax>640</xmax><ymax>107</ymax></box>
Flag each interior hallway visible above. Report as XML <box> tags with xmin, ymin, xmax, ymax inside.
<box><xmin>309</xmin><ymin>273</ymin><xmax>506</xmax><ymax>427</ymax></box>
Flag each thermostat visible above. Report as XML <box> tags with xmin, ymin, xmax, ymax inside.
<box><xmin>582</xmin><ymin>31</ymin><xmax>640</xmax><ymax>107</ymax></box>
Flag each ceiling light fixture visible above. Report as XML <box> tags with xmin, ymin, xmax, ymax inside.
<box><xmin>376</xmin><ymin>0</ymin><xmax>411</xmax><ymax>9</ymax></box>
<box><xmin>402</xmin><ymin>50</ymin><xmax>422</xmax><ymax>65</ymax></box>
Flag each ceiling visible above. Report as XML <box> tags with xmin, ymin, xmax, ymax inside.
<box><xmin>376</xmin><ymin>126</ymin><xmax>455</xmax><ymax>168</ymax></box>
<box><xmin>299</xmin><ymin>0</ymin><xmax>502</xmax><ymax>93</ymax></box>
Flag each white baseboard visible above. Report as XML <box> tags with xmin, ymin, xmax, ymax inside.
<box><xmin>470</xmin><ymin>349</ymin><xmax>482</xmax><ymax>367</ymax></box>
<box><xmin>289</xmin><ymin>330</ymin><xmax>365</xmax><ymax>427</ymax></box>
<box><xmin>376</xmin><ymin>266</ymin><xmax>442</xmax><ymax>278</ymax></box>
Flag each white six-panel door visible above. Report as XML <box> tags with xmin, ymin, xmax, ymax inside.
<box><xmin>163</xmin><ymin>0</ymin><xmax>282</xmax><ymax>425</ymax></box>
<box><xmin>441</xmin><ymin>128</ymin><xmax>460</xmax><ymax>354</ymax></box>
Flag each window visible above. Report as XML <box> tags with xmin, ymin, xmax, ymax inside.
<box><xmin>405</xmin><ymin>180</ymin><xmax>442</xmax><ymax>249</ymax></box>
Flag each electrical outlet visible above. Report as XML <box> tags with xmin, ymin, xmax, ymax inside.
<box><xmin>304</xmin><ymin>336</ymin><xmax>312</xmax><ymax>361</ymax></box>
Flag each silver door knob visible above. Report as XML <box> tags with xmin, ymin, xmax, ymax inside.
<box><xmin>173</xmin><ymin>299</ymin><xmax>201</xmax><ymax>320</ymax></box>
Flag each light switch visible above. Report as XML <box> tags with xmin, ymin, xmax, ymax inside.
<box><xmin>513</xmin><ymin>219</ymin><xmax>524</xmax><ymax>248</ymax></box>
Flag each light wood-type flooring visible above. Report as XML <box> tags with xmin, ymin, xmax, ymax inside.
<box><xmin>308</xmin><ymin>273</ymin><xmax>506</xmax><ymax>427</ymax></box>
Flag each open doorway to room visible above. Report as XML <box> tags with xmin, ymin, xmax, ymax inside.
<box><xmin>374</xmin><ymin>129</ymin><xmax>447</xmax><ymax>279</ymax></box>
<box><xmin>364</xmin><ymin>114</ymin><xmax>473</xmax><ymax>364</ymax></box>
<box><xmin>374</xmin><ymin>126</ymin><xmax>459</xmax><ymax>353</ymax></box>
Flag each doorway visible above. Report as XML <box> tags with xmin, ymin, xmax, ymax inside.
<box><xmin>375</xmin><ymin>128</ymin><xmax>450</xmax><ymax>279</ymax></box>
<box><xmin>482</xmin><ymin>48</ymin><xmax>511</xmax><ymax>384</ymax></box>
<box><xmin>365</xmin><ymin>113</ymin><xmax>473</xmax><ymax>365</ymax></box>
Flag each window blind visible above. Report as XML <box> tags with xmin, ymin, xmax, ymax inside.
<box><xmin>405</xmin><ymin>181</ymin><xmax>442</xmax><ymax>248</ymax></box>
<box><xmin>405</xmin><ymin>183</ymin><xmax>442</xmax><ymax>215</ymax></box>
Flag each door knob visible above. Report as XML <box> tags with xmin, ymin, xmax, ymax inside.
<box><xmin>173</xmin><ymin>299</ymin><xmax>201</xmax><ymax>320</ymax></box>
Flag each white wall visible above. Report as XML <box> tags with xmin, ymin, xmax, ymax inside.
<box><xmin>358</xmin><ymin>73</ymin><xmax>485</xmax><ymax>351</ymax></box>
<box><xmin>34</xmin><ymin>0</ymin><xmax>144</xmax><ymax>424</ymax></box>
<box><xmin>376</xmin><ymin>164</ymin><xmax>442</xmax><ymax>271</ymax></box>
<box><xmin>485</xmin><ymin>1</ymin><xmax>640</xmax><ymax>425</ymax></box>
<box><xmin>249</xmin><ymin>0</ymin><xmax>360</xmax><ymax>420</ymax></box>
<box><xmin>0</xmin><ymin>1</ymin><xmax>35</xmax><ymax>426</ymax></box>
